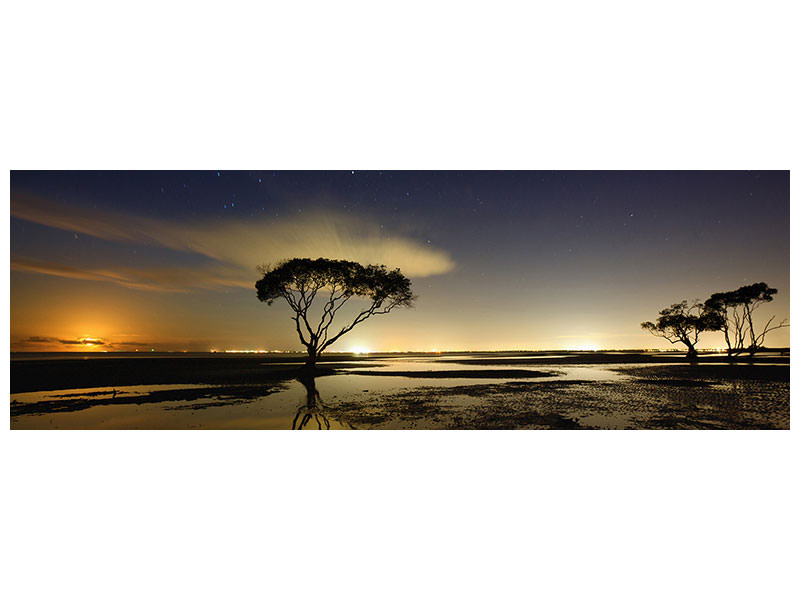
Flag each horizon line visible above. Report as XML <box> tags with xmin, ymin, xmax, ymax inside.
<box><xmin>9</xmin><ymin>347</ymin><xmax>791</xmax><ymax>354</ymax></box>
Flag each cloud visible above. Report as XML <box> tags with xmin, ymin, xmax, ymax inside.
<box><xmin>175</xmin><ymin>213</ymin><xmax>456</xmax><ymax>278</ymax></box>
<box><xmin>11</xmin><ymin>193</ymin><xmax>455</xmax><ymax>292</ymax></box>
<box><xmin>17</xmin><ymin>336</ymin><xmax>106</xmax><ymax>346</ymax></box>
<box><xmin>12</xmin><ymin>335</ymin><xmax>199</xmax><ymax>352</ymax></box>
<box><xmin>20</xmin><ymin>336</ymin><xmax>58</xmax><ymax>343</ymax></box>
<box><xmin>11</xmin><ymin>256</ymin><xmax>253</xmax><ymax>293</ymax></box>
<box><xmin>59</xmin><ymin>338</ymin><xmax>105</xmax><ymax>346</ymax></box>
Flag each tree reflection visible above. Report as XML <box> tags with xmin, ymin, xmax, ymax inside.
<box><xmin>293</xmin><ymin>374</ymin><xmax>332</xmax><ymax>430</ymax></box>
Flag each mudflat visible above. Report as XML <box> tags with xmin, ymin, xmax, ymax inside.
<box><xmin>9</xmin><ymin>351</ymin><xmax>789</xmax><ymax>429</ymax></box>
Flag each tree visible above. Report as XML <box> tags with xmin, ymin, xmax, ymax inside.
<box><xmin>703</xmin><ymin>291</ymin><xmax>748</xmax><ymax>357</ymax></box>
<box><xmin>255</xmin><ymin>258</ymin><xmax>414</xmax><ymax>368</ymax></box>
<box><xmin>641</xmin><ymin>301</ymin><xmax>724</xmax><ymax>359</ymax></box>
<box><xmin>704</xmin><ymin>282</ymin><xmax>788</xmax><ymax>357</ymax></box>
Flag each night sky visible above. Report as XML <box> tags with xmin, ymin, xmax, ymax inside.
<box><xmin>10</xmin><ymin>171</ymin><xmax>790</xmax><ymax>352</ymax></box>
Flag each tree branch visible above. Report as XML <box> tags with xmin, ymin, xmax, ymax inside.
<box><xmin>318</xmin><ymin>297</ymin><xmax>404</xmax><ymax>353</ymax></box>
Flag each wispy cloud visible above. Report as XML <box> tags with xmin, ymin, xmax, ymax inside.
<box><xmin>11</xmin><ymin>257</ymin><xmax>252</xmax><ymax>292</ymax></box>
<box><xmin>18</xmin><ymin>336</ymin><xmax>106</xmax><ymax>346</ymax></box>
<box><xmin>12</xmin><ymin>335</ymin><xmax>204</xmax><ymax>351</ymax></box>
<box><xmin>11</xmin><ymin>192</ymin><xmax>455</xmax><ymax>292</ymax></box>
<box><xmin>20</xmin><ymin>336</ymin><xmax>58</xmax><ymax>343</ymax></box>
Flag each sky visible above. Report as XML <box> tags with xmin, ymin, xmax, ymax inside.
<box><xmin>9</xmin><ymin>171</ymin><xmax>790</xmax><ymax>353</ymax></box>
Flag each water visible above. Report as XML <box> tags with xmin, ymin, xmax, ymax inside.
<box><xmin>9</xmin><ymin>354</ymin><xmax>790</xmax><ymax>429</ymax></box>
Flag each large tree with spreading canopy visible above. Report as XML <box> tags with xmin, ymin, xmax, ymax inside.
<box><xmin>255</xmin><ymin>258</ymin><xmax>414</xmax><ymax>368</ymax></box>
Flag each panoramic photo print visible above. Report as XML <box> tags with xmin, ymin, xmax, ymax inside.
<box><xmin>9</xmin><ymin>170</ymin><xmax>789</xmax><ymax>429</ymax></box>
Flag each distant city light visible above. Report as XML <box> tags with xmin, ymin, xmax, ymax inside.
<box><xmin>209</xmin><ymin>349</ymin><xmax>290</xmax><ymax>354</ymax></box>
<box><xmin>572</xmin><ymin>343</ymin><xmax>600</xmax><ymax>351</ymax></box>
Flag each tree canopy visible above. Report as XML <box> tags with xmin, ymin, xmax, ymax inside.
<box><xmin>255</xmin><ymin>258</ymin><xmax>414</xmax><ymax>366</ymax></box>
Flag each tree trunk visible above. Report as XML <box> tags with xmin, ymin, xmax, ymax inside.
<box><xmin>304</xmin><ymin>345</ymin><xmax>318</xmax><ymax>368</ymax></box>
<box><xmin>685</xmin><ymin>343</ymin><xmax>698</xmax><ymax>359</ymax></box>
<box><xmin>722</xmin><ymin>326</ymin><xmax>733</xmax><ymax>357</ymax></box>
<box><xmin>744</xmin><ymin>303</ymin><xmax>757</xmax><ymax>351</ymax></box>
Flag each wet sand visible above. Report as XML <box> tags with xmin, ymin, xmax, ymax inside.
<box><xmin>324</xmin><ymin>367</ymin><xmax>788</xmax><ymax>430</ymax></box>
<box><xmin>9</xmin><ymin>351</ymin><xmax>790</xmax><ymax>429</ymax></box>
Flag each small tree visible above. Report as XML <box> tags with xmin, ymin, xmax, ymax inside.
<box><xmin>641</xmin><ymin>301</ymin><xmax>724</xmax><ymax>359</ymax></box>
<box><xmin>704</xmin><ymin>282</ymin><xmax>788</xmax><ymax>357</ymax></box>
<box><xmin>255</xmin><ymin>258</ymin><xmax>414</xmax><ymax>368</ymax></box>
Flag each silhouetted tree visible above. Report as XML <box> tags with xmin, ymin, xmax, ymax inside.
<box><xmin>641</xmin><ymin>301</ymin><xmax>724</xmax><ymax>359</ymax></box>
<box><xmin>703</xmin><ymin>291</ymin><xmax>748</xmax><ymax>357</ymax></box>
<box><xmin>704</xmin><ymin>282</ymin><xmax>787</xmax><ymax>357</ymax></box>
<box><xmin>255</xmin><ymin>258</ymin><xmax>414</xmax><ymax>368</ymax></box>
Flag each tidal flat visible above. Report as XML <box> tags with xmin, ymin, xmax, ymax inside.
<box><xmin>9</xmin><ymin>351</ymin><xmax>789</xmax><ymax>430</ymax></box>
